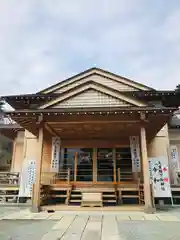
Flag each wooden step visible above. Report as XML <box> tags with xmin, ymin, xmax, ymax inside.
<box><xmin>51</xmin><ymin>194</ymin><xmax>67</xmax><ymax>198</ymax></box>
<box><xmin>0</xmin><ymin>195</ymin><xmax>18</xmax><ymax>197</ymax></box>
<box><xmin>71</xmin><ymin>194</ymin><xmax>82</xmax><ymax>197</ymax></box>
<box><xmin>103</xmin><ymin>195</ymin><xmax>116</xmax><ymax>198</ymax></box>
<box><xmin>103</xmin><ymin>200</ymin><xmax>116</xmax><ymax>203</ymax></box>
<box><xmin>172</xmin><ymin>196</ymin><xmax>180</xmax><ymax>198</ymax></box>
<box><xmin>70</xmin><ymin>199</ymin><xmax>81</xmax><ymax>203</ymax></box>
<box><xmin>121</xmin><ymin>195</ymin><xmax>139</xmax><ymax>198</ymax></box>
<box><xmin>73</xmin><ymin>188</ymin><xmax>115</xmax><ymax>192</ymax></box>
<box><xmin>120</xmin><ymin>188</ymin><xmax>138</xmax><ymax>191</ymax></box>
<box><xmin>51</xmin><ymin>187</ymin><xmax>70</xmax><ymax>191</ymax></box>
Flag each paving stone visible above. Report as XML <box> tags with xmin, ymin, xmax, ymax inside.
<box><xmin>2</xmin><ymin>210</ymin><xmax>29</xmax><ymax>219</ymax></box>
<box><xmin>157</xmin><ymin>215</ymin><xmax>180</xmax><ymax>222</ymax></box>
<box><xmin>52</xmin><ymin>215</ymin><xmax>75</xmax><ymax>229</ymax></box>
<box><xmin>81</xmin><ymin>217</ymin><xmax>102</xmax><ymax>240</ymax></box>
<box><xmin>31</xmin><ymin>213</ymin><xmax>52</xmax><ymax>219</ymax></box>
<box><xmin>48</xmin><ymin>213</ymin><xmax>63</xmax><ymax>220</ymax></box>
<box><xmin>144</xmin><ymin>214</ymin><xmax>159</xmax><ymax>221</ymax></box>
<box><xmin>42</xmin><ymin>216</ymin><xmax>76</xmax><ymax>239</ymax></box>
<box><xmin>89</xmin><ymin>215</ymin><xmax>102</xmax><ymax>222</ymax></box>
<box><xmin>101</xmin><ymin>216</ymin><xmax>119</xmax><ymax>240</ymax></box>
<box><xmin>129</xmin><ymin>215</ymin><xmax>145</xmax><ymax>221</ymax></box>
<box><xmin>61</xmin><ymin>215</ymin><xmax>88</xmax><ymax>240</ymax></box>
<box><xmin>42</xmin><ymin>229</ymin><xmax>66</xmax><ymax>240</ymax></box>
<box><xmin>116</xmin><ymin>215</ymin><xmax>131</xmax><ymax>221</ymax></box>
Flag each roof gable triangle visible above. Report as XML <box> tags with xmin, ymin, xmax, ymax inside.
<box><xmin>39</xmin><ymin>83</ymin><xmax>147</xmax><ymax>109</ymax></box>
<box><xmin>39</xmin><ymin>67</ymin><xmax>154</xmax><ymax>94</ymax></box>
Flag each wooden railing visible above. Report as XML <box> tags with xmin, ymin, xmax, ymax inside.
<box><xmin>41</xmin><ymin>168</ymin><xmax>71</xmax><ymax>185</ymax></box>
<box><xmin>0</xmin><ymin>172</ymin><xmax>25</xmax><ymax>205</ymax></box>
<box><xmin>117</xmin><ymin>168</ymin><xmax>133</xmax><ymax>182</ymax></box>
<box><xmin>0</xmin><ymin>172</ymin><xmax>20</xmax><ymax>185</ymax></box>
<box><xmin>53</xmin><ymin>168</ymin><xmax>70</xmax><ymax>184</ymax></box>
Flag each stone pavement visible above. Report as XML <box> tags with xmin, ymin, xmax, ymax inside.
<box><xmin>1</xmin><ymin>208</ymin><xmax>180</xmax><ymax>221</ymax></box>
<box><xmin>1</xmin><ymin>208</ymin><xmax>180</xmax><ymax>239</ymax></box>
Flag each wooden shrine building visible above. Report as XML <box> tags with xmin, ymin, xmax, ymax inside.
<box><xmin>1</xmin><ymin>67</ymin><xmax>180</xmax><ymax>212</ymax></box>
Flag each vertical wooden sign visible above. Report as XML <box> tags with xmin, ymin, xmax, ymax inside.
<box><xmin>130</xmin><ymin>136</ymin><xmax>141</xmax><ymax>172</ymax></box>
<box><xmin>51</xmin><ymin>137</ymin><xmax>61</xmax><ymax>172</ymax></box>
<box><xmin>170</xmin><ymin>145</ymin><xmax>179</xmax><ymax>184</ymax></box>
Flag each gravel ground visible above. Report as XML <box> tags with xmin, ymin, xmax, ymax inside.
<box><xmin>118</xmin><ymin>221</ymin><xmax>180</xmax><ymax>240</ymax></box>
<box><xmin>0</xmin><ymin>220</ymin><xmax>57</xmax><ymax>240</ymax></box>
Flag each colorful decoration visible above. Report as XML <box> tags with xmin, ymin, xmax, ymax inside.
<box><xmin>149</xmin><ymin>157</ymin><xmax>172</xmax><ymax>198</ymax></box>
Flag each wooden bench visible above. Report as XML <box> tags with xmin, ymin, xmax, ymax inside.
<box><xmin>81</xmin><ymin>192</ymin><xmax>103</xmax><ymax>207</ymax></box>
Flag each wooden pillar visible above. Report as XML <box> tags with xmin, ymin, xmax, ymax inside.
<box><xmin>140</xmin><ymin>126</ymin><xmax>155</xmax><ymax>213</ymax></box>
<box><xmin>11</xmin><ymin>139</ymin><xmax>17</xmax><ymax>172</ymax></box>
<box><xmin>74</xmin><ymin>152</ymin><xmax>78</xmax><ymax>181</ymax></box>
<box><xmin>113</xmin><ymin>148</ymin><xmax>116</xmax><ymax>182</ymax></box>
<box><xmin>93</xmin><ymin>148</ymin><xmax>97</xmax><ymax>182</ymax></box>
<box><xmin>31</xmin><ymin>126</ymin><xmax>44</xmax><ymax>212</ymax></box>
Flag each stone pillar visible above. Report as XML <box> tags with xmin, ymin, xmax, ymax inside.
<box><xmin>31</xmin><ymin>126</ymin><xmax>44</xmax><ymax>212</ymax></box>
<box><xmin>140</xmin><ymin>126</ymin><xmax>155</xmax><ymax>213</ymax></box>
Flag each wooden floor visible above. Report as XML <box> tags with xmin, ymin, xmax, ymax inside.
<box><xmin>41</xmin><ymin>204</ymin><xmax>145</xmax><ymax>212</ymax></box>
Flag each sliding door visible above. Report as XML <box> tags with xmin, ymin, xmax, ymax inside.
<box><xmin>77</xmin><ymin>148</ymin><xmax>93</xmax><ymax>181</ymax></box>
<box><xmin>97</xmin><ymin>148</ymin><xmax>114</xmax><ymax>182</ymax></box>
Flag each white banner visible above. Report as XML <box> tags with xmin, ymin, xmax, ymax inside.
<box><xmin>149</xmin><ymin>157</ymin><xmax>172</xmax><ymax>198</ymax></box>
<box><xmin>19</xmin><ymin>160</ymin><xmax>36</xmax><ymax>197</ymax></box>
<box><xmin>51</xmin><ymin>137</ymin><xmax>60</xmax><ymax>172</ymax></box>
<box><xmin>170</xmin><ymin>145</ymin><xmax>179</xmax><ymax>184</ymax></box>
<box><xmin>130</xmin><ymin>136</ymin><xmax>141</xmax><ymax>172</ymax></box>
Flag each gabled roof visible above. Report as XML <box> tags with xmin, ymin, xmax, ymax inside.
<box><xmin>39</xmin><ymin>81</ymin><xmax>147</xmax><ymax>109</ymax></box>
<box><xmin>38</xmin><ymin>67</ymin><xmax>155</xmax><ymax>94</ymax></box>
<box><xmin>2</xmin><ymin>68</ymin><xmax>180</xmax><ymax>110</ymax></box>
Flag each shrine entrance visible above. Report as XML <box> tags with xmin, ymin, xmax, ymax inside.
<box><xmin>60</xmin><ymin>147</ymin><xmax>133</xmax><ymax>183</ymax></box>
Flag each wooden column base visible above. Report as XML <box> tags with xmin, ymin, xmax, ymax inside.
<box><xmin>144</xmin><ymin>206</ymin><xmax>156</xmax><ymax>214</ymax></box>
<box><xmin>132</xmin><ymin>172</ymin><xmax>139</xmax><ymax>182</ymax></box>
<box><xmin>31</xmin><ymin>205</ymin><xmax>41</xmax><ymax>213</ymax></box>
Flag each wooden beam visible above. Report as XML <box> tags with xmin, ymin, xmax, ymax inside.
<box><xmin>74</xmin><ymin>152</ymin><xmax>78</xmax><ymax>182</ymax></box>
<box><xmin>140</xmin><ymin>126</ymin><xmax>155</xmax><ymax>213</ymax></box>
<box><xmin>48</xmin><ymin>120</ymin><xmax>142</xmax><ymax>125</ymax></box>
<box><xmin>44</xmin><ymin>123</ymin><xmax>60</xmax><ymax>137</ymax></box>
<box><xmin>31</xmin><ymin>126</ymin><xmax>44</xmax><ymax>212</ymax></box>
<box><xmin>113</xmin><ymin>148</ymin><xmax>116</xmax><ymax>182</ymax></box>
<box><xmin>93</xmin><ymin>148</ymin><xmax>97</xmax><ymax>182</ymax></box>
<box><xmin>10</xmin><ymin>139</ymin><xmax>17</xmax><ymax>172</ymax></box>
<box><xmin>62</xmin><ymin>139</ymin><xmax>130</xmax><ymax>148</ymax></box>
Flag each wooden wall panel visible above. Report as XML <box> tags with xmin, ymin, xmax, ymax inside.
<box><xmin>24</xmin><ymin>138</ymin><xmax>37</xmax><ymax>160</ymax></box>
<box><xmin>61</xmin><ymin>139</ymin><xmax>130</xmax><ymax>148</ymax></box>
<box><xmin>52</xmin><ymin>89</ymin><xmax>131</xmax><ymax>109</ymax></box>
<box><xmin>54</xmin><ymin>75</ymin><xmax>137</xmax><ymax>94</ymax></box>
<box><xmin>11</xmin><ymin>131</ymin><xmax>25</xmax><ymax>172</ymax></box>
<box><xmin>42</xmin><ymin>131</ymin><xmax>52</xmax><ymax>173</ymax></box>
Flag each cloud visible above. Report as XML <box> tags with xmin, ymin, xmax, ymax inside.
<box><xmin>0</xmin><ymin>0</ymin><xmax>180</xmax><ymax>95</ymax></box>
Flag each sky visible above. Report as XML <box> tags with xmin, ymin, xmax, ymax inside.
<box><xmin>0</xmin><ymin>0</ymin><xmax>180</xmax><ymax>95</ymax></box>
